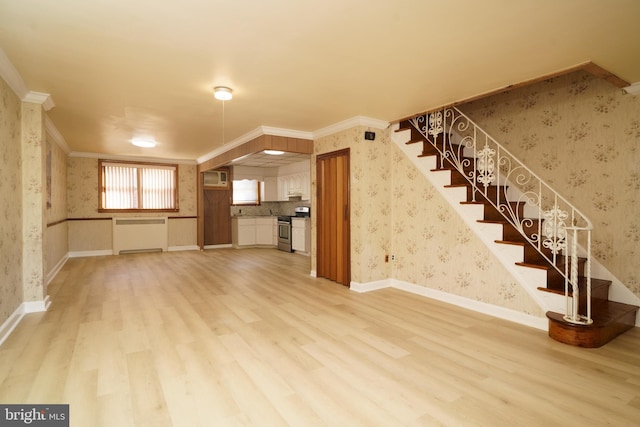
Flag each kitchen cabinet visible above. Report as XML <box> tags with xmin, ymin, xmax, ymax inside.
<box><xmin>278</xmin><ymin>171</ymin><xmax>311</xmax><ymax>201</ymax></box>
<box><xmin>232</xmin><ymin>217</ymin><xmax>276</xmax><ymax>248</ymax></box>
<box><xmin>261</xmin><ymin>176</ymin><xmax>278</xmax><ymax>202</ymax></box>
<box><xmin>255</xmin><ymin>217</ymin><xmax>275</xmax><ymax>245</ymax></box>
<box><xmin>233</xmin><ymin>218</ymin><xmax>256</xmax><ymax>247</ymax></box>
<box><xmin>292</xmin><ymin>218</ymin><xmax>310</xmax><ymax>255</ymax></box>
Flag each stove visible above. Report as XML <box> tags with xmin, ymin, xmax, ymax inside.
<box><xmin>277</xmin><ymin>216</ymin><xmax>293</xmax><ymax>252</ymax></box>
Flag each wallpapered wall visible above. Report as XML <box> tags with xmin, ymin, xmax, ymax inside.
<box><xmin>312</xmin><ymin>125</ymin><xmax>543</xmax><ymax>316</ymax></box>
<box><xmin>460</xmin><ymin>71</ymin><xmax>640</xmax><ymax>299</ymax></box>
<box><xmin>312</xmin><ymin>126</ymin><xmax>393</xmax><ymax>284</ymax></box>
<box><xmin>20</xmin><ymin>102</ymin><xmax>46</xmax><ymax>302</ymax></box>
<box><xmin>390</xmin><ymin>138</ymin><xmax>544</xmax><ymax>316</ymax></box>
<box><xmin>46</xmin><ymin>137</ymin><xmax>68</xmax><ymax>277</ymax></box>
<box><xmin>67</xmin><ymin>157</ymin><xmax>198</xmax><ymax>251</ymax></box>
<box><xmin>0</xmin><ymin>77</ymin><xmax>23</xmax><ymax>325</ymax></box>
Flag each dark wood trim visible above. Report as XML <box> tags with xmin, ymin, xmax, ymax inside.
<box><xmin>55</xmin><ymin>217</ymin><xmax>194</xmax><ymax>230</ymax></box>
<box><xmin>98</xmin><ymin>208</ymin><xmax>180</xmax><ymax>213</ymax></box>
<box><xmin>392</xmin><ymin>61</ymin><xmax>630</xmax><ymax>124</ymax></box>
<box><xmin>98</xmin><ymin>159</ymin><xmax>180</xmax><ymax>211</ymax></box>
<box><xmin>47</xmin><ymin>219</ymin><xmax>67</xmax><ymax>227</ymax></box>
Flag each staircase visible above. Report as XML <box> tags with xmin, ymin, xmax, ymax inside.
<box><xmin>393</xmin><ymin>107</ymin><xmax>638</xmax><ymax>347</ymax></box>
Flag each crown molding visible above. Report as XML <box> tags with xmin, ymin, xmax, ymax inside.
<box><xmin>0</xmin><ymin>48</ymin><xmax>56</xmax><ymax>110</ymax></box>
<box><xmin>0</xmin><ymin>48</ymin><xmax>29</xmax><ymax>99</ymax></box>
<box><xmin>312</xmin><ymin>116</ymin><xmax>389</xmax><ymax>139</ymax></box>
<box><xmin>69</xmin><ymin>151</ymin><xmax>197</xmax><ymax>165</ymax></box>
<box><xmin>623</xmin><ymin>82</ymin><xmax>640</xmax><ymax>96</ymax></box>
<box><xmin>45</xmin><ymin>116</ymin><xmax>70</xmax><ymax>154</ymax></box>
<box><xmin>24</xmin><ymin>91</ymin><xmax>55</xmax><ymax>110</ymax></box>
<box><xmin>260</xmin><ymin>126</ymin><xmax>313</xmax><ymax>140</ymax></box>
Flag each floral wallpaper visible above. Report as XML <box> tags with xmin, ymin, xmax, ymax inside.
<box><xmin>45</xmin><ymin>136</ymin><xmax>68</xmax><ymax>276</ymax></box>
<box><xmin>312</xmin><ymin>125</ymin><xmax>543</xmax><ymax>316</ymax></box>
<box><xmin>0</xmin><ymin>77</ymin><xmax>23</xmax><ymax>325</ymax></box>
<box><xmin>460</xmin><ymin>71</ymin><xmax>640</xmax><ymax>299</ymax></box>
<box><xmin>312</xmin><ymin>126</ymin><xmax>392</xmax><ymax>284</ymax></box>
<box><xmin>67</xmin><ymin>157</ymin><xmax>198</xmax><ymax>250</ymax></box>
<box><xmin>46</xmin><ymin>137</ymin><xmax>67</xmax><ymax>223</ymax></box>
<box><xmin>21</xmin><ymin>101</ymin><xmax>46</xmax><ymax>302</ymax></box>
<box><xmin>390</xmin><ymin>141</ymin><xmax>544</xmax><ymax>315</ymax></box>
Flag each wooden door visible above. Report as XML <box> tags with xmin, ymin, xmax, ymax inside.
<box><xmin>316</xmin><ymin>149</ymin><xmax>350</xmax><ymax>285</ymax></box>
<box><xmin>203</xmin><ymin>189</ymin><xmax>231</xmax><ymax>245</ymax></box>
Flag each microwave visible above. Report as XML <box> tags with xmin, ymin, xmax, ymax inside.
<box><xmin>203</xmin><ymin>170</ymin><xmax>228</xmax><ymax>187</ymax></box>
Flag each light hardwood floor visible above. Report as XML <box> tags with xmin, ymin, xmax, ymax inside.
<box><xmin>1</xmin><ymin>248</ymin><xmax>639</xmax><ymax>426</ymax></box>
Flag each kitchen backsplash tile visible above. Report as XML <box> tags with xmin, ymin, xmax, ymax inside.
<box><xmin>230</xmin><ymin>201</ymin><xmax>309</xmax><ymax>217</ymax></box>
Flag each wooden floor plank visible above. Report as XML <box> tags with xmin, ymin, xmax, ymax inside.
<box><xmin>0</xmin><ymin>248</ymin><xmax>638</xmax><ymax>426</ymax></box>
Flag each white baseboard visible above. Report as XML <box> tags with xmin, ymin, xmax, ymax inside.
<box><xmin>68</xmin><ymin>249</ymin><xmax>113</xmax><ymax>258</ymax></box>
<box><xmin>24</xmin><ymin>295</ymin><xmax>51</xmax><ymax>313</ymax></box>
<box><xmin>46</xmin><ymin>254</ymin><xmax>69</xmax><ymax>285</ymax></box>
<box><xmin>0</xmin><ymin>305</ymin><xmax>24</xmax><ymax>347</ymax></box>
<box><xmin>168</xmin><ymin>245</ymin><xmax>200</xmax><ymax>252</ymax></box>
<box><xmin>203</xmin><ymin>244</ymin><xmax>233</xmax><ymax>250</ymax></box>
<box><xmin>350</xmin><ymin>279</ymin><xmax>392</xmax><ymax>293</ymax></box>
<box><xmin>351</xmin><ymin>278</ymin><xmax>548</xmax><ymax>331</ymax></box>
<box><xmin>0</xmin><ymin>295</ymin><xmax>51</xmax><ymax>347</ymax></box>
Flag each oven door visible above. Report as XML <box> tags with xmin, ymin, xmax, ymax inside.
<box><xmin>277</xmin><ymin>221</ymin><xmax>292</xmax><ymax>252</ymax></box>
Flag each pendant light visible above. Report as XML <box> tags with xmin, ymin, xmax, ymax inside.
<box><xmin>213</xmin><ymin>86</ymin><xmax>233</xmax><ymax>101</ymax></box>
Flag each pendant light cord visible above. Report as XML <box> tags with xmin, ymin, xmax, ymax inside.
<box><xmin>222</xmin><ymin>100</ymin><xmax>226</xmax><ymax>144</ymax></box>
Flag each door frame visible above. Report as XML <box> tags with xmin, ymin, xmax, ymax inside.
<box><xmin>316</xmin><ymin>148</ymin><xmax>350</xmax><ymax>285</ymax></box>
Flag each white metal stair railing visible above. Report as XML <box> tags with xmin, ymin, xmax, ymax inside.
<box><xmin>408</xmin><ymin>107</ymin><xmax>594</xmax><ymax>325</ymax></box>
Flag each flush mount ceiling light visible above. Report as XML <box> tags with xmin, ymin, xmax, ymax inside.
<box><xmin>213</xmin><ymin>86</ymin><xmax>233</xmax><ymax>101</ymax></box>
<box><xmin>130</xmin><ymin>138</ymin><xmax>156</xmax><ymax>148</ymax></box>
<box><xmin>264</xmin><ymin>150</ymin><xmax>284</xmax><ymax>155</ymax></box>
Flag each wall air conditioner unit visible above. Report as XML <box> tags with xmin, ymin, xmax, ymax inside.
<box><xmin>203</xmin><ymin>170</ymin><xmax>228</xmax><ymax>187</ymax></box>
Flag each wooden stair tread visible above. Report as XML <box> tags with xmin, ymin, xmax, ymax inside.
<box><xmin>537</xmin><ymin>277</ymin><xmax>613</xmax><ymax>296</ymax></box>
<box><xmin>546</xmin><ymin>301</ymin><xmax>638</xmax><ymax>347</ymax></box>
<box><xmin>547</xmin><ymin>300</ymin><xmax>638</xmax><ymax>327</ymax></box>
<box><xmin>495</xmin><ymin>239</ymin><xmax>526</xmax><ymax>247</ymax></box>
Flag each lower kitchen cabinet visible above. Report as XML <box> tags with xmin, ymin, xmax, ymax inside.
<box><xmin>232</xmin><ymin>217</ymin><xmax>276</xmax><ymax>248</ymax></box>
<box><xmin>255</xmin><ymin>217</ymin><xmax>275</xmax><ymax>245</ymax></box>
<box><xmin>291</xmin><ymin>218</ymin><xmax>310</xmax><ymax>255</ymax></box>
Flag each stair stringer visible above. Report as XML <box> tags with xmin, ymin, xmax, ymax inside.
<box><xmin>392</xmin><ymin>123</ymin><xmax>566</xmax><ymax>321</ymax></box>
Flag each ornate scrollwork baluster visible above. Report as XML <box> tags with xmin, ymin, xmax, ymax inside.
<box><xmin>542</xmin><ymin>205</ymin><xmax>568</xmax><ymax>255</ymax></box>
<box><xmin>476</xmin><ymin>144</ymin><xmax>496</xmax><ymax>188</ymax></box>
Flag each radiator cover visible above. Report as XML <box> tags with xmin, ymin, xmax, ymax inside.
<box><xmin>112</xmin><ymin>217</ymin><xmax>168</xmax><ymax>255</ymax></box>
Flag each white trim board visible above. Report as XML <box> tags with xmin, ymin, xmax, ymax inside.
<box><xmin>0</xmin><ymin>296</ymin><xmax>51</xmax><ymax>348</ymax></box>
<box><xmin>68</xmin><ymin>249</ymin><xmax>113</xmax><ymax>258</ymax></box>
<box><xmin>350</xmin><ymin>278</ymin><xmax>548</xmax><ymax>331</ymax></box>
<box><xmin>46</xmin><ymin>254</ymin><xmax>69</xmax><ymax>285</ymax></box>
<box><xmin>169</xmin><ymin>245</ymin><xmax>201</xmax><ymax>252</ymax></box>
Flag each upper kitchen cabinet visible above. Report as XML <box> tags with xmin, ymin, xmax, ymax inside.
<box><xmin>277</xmin><ymin>159</ymin><xmax>311</xmax><ymax>201</ymax></box>
<box><xmin>278</xmin><ymin>172</ymin><xmax>310</xmax><ymax>201</ymax></box>
<box><xmin>261</xmin><ymin>176</ymin><xmax>279</xmax><ymax>202</ymax></box>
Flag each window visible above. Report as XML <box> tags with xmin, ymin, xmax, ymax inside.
<box><xmin>99</xmin><ymin>160</ymin><xmax>178</xmax><ymax>212</ymax></box>
<box><xmin>232</xmin><ymin>179</ymin><xmax>260</xmax><ymax>205</ymax></box>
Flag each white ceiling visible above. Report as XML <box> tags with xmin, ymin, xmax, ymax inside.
<box><xmin>1</xmin><ymin>0</ymin><xmax>639</xmax><ymax>163</ymax></box>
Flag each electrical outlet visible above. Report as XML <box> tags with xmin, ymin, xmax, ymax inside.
<box><xmin>384</xmin><ymin>254</ymin><xmax>389</xmax><ymax>263</ymax></box>
<box><xmin>391</xmin><ymin>254</ymin><xmax>396</xmax><ymax>261</ymax></box>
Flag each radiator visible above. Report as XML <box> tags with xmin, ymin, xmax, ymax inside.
<box><xmin>112</xmin><ymin>217</ymin><xmax>168</xmax><ymax>255</ymax></box>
